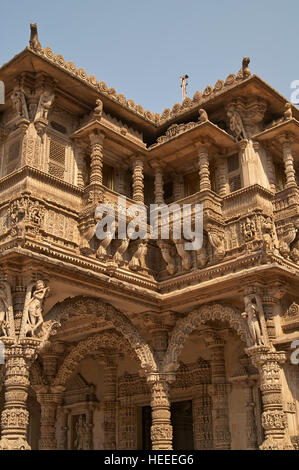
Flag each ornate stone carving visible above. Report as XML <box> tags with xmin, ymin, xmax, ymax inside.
<box><xmin>129</xmin><ymin>238</ymin><xmax>148</xmax><ymax>271</ymax></box>
<box><xmin>206</xmin><ymin>224</ymin><xmax>225</xmax><ymax>260</ymax></box>
<box><xmin>29</xmin><ymin>23</ymin><xmax>41</xmax><ymax>50</ymax></box>
<box><xmin>44</xmin><ymin>297</ymin><xmax>158</xmax><ymax>375</ymax></box>
<box><xmin>157</xmin><ymin>241</ymin><xmax>177</xmax><ymax>275</ymax></box>
<box><xmin>246</xmin><ymin>347</ymin><xmax>293</xmax><ymax>450</ymax></box>
<box><xmin>173</xmin><ymin>239</ymin><xmax>192</xmax><ymax>271</ymax></box>
<box><xmin>20</xmin><ymin>280</ymin><xmax>50</xmax><ymax>338</ymax></box>
<box><xmin>242</xmin><ymin>294</ymin><xmax>264</xmax><ymax>346</ymax></box>
<box><xmin>162</xmin><ymin>304</ymin><xmax>251</xmax><ymax>373</ymax></box>
<box><xmin>11</xmin><ymin>87</ymin><xmax>29</xmax><ymax>120</ymax></box>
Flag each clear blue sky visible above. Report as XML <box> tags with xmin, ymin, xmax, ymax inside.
<box><xmin>1</xmin><ymin>0</ymin><xmax>298</xmax><ymax>113</ymax></box>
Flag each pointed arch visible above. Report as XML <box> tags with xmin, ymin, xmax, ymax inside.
<box><xmin>43</xmin><ymin>296</ymin><xmax>158</xmax><ymax>374</ymax></box>
<box><xmin>162</xmin><ymin>303</ymin><xmax>252</xmax><ymax>373</ymax></box>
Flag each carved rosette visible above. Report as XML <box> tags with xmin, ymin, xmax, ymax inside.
<box><xmin>246</xmin><ymin>347</ymin><xmax>293</xmax><ymax>450</ymax></box>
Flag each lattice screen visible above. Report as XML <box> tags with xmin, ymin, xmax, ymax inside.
<box><xmin>49</xmin><ymin>139</ymin><xmax>65</xmax><ymax>180</ymax></box>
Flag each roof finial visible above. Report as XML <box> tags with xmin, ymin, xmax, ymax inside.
<box><xmin>29</xmin><ymin>23</ymin><xmax>41</xmax><ymax>51</ymax></box>
<box><xmin>242</xmin><ymin>57</ymin><xmax>251</xmax><ymax>79</ymax></box>
<box><xmin>180</xmin><ymin>74</ymin><xmax>189</xmax><ymax>101</ymax></box>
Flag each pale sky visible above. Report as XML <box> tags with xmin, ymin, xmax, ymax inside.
<box><xmin>0</xmin><ymin>0</ymin><xmax>298</xmax><ymax>113</ymax></box>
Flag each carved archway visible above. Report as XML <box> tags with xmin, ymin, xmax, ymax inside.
<box><xmin>53</xmin><ymin>331</ymin><xmax>134</xmax><ymax>386</ymax></box>
<box><xmin>162</xmin><ymin>303</ymin><xmax>252</xmax><ymax>373</ymax></box>
<box><xmin>43</xmin><ymin>296</ymin><xmax>158</xmax><ymax>374</ymax></box>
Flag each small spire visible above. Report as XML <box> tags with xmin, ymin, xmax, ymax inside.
<box><xmin>29</xmin><ymin>23</ymin><xmax>41</xmax><ymax>51</ymax></box>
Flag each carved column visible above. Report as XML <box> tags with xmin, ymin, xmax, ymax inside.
<box><xmin>216</xmin><ymin>158</ymin><xmax>229</xmax><ymax>197</ymax></box>
<box><xmin>197</xmin><ymin>144</ymin><xmax>211</xmax><ymax>191</ymax></box>
<box><xmin>192</xmin><ymin>384</ymin><xmax>213</xmax><ymax>449</ymax></box>
<box><xmin>264</xmin><ymin>143</ymin><xmax>276</xmax><ymax>192</ymax></box>
<box><xmin>89</xmin><ymin>131</ymin><xmax>105</xmax><ymax>185</ymax></box>
<box><xmin>208</xmin><ymin>338</ymin><xmax>231</xmax><ymax>449</ymax></box>
<box><xmin>131</xmin><ymin>156</ymin><xmax>144</xmax><ymax>203</ymax></box>
<box><xmin>74</xmin><ymin>141</ymin><xmax>86</xmax><ymax>188</ymax></box>
<box><xmin>148</xmin><ymin>374</ymin><xmax>174</xmax><ymax>450</ymax></box>
<box><xmin>279</xmin><ymin>134</ymin><xmax>296</xmax><ymax>188</ymax></box>
<box><xmin>60</xmin><ymin>407</ymin><xmax>70</xmax><ymax>450</ymax></box>
<box><xmin>35</xmin><ymin>386</ymin><xmax>64</xmax><ymax>450</ymax></box>
<box><xmin>246</xmin><ymin>346</ymin><xmax>293</xmax><ymax>450</ymax></box>
<box><xmin>153</xmin><ymin>164</ymin><xmax>164</xmax><ymax>204</ymax></box>
<box><xmin>103</xmin><ymin>359</ymin><xmax>117</xmax><ymax>450</ymax></box>
<box><xmin>0</xmin><ymin>341</ymin><xmax>37</xmax><ymax>450</ymax></box>
<box><xmin>244</xmin><ymin>379</ymin><xmax>258</xmax><ymax>450</ymax></box>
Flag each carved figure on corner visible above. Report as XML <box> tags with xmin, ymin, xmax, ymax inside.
<box><xmin>242</xmin><ymin>295</ymin><xmax>264</xmax><ymax>346</ymax></box>
<box><xmin>129</xmin><ymin>238</ymin><xmax>148</xmax><ymax>271</ymax></box>
<box><xmin>198</xmin><ymin>109</ymin><xmax>208</xmax><ymax>123</ymax></box>
<box><xmin>11</xmin><ymin>88</ymin><xmax>29</xmax><ymax>120</ymax></box>
<box><xmin>29</xmin><ymin>23</ymin><xmax>41</xmax><ymax>50</ymax></box>
<box><xmin>0</xmin><ymin>285</ymin><xmax>9</xmax><ymax>337</ymax></box>
<box><xmin>22</xmin><ymin>280</ymin><xmax>50</xmax><ymax>337</ymax></box>
<box><xmin>35</xmin><ymin>89</ymin><xmax>55</xmax><ymax>121</ymax></box>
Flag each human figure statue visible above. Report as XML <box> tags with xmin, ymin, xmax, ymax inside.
<box><xmin>11</xmin><ymin>87</ymin><xmax>29</xmax><ymax>119</ymax></box>
<box><xmin>242</xmin><ymin>295</ymin><xmax>264</xmax><ymax>346</ymax></box>
<box><xmin>0</xmin><ymin>285</ymin><xmax>9</xmax><ymax>337</ymax></box>
<box><xmin>26</xmin><ymin>280</ymin><xmax>50</xmax><ymax>337</ymax></box>
<box><xmin>74</xmin><ymin>415</ymin><xmax>87</xmax><ymax>450</ymax></box>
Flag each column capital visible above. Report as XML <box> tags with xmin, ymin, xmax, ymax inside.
<box><xmin>89</xmin><ymin>129</ymin><xmax>105</xmax><ymax>146</ymax></box>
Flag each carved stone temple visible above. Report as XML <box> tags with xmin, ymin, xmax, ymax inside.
<box><xmin>0</xmin><ymin>25</ymin><xmax>299</xmax><ymax>451</ymax></box>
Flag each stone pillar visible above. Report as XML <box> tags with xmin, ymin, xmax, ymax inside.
<box><xmin>280</xmin><ymin>134</ymin><xmax>296</xmax><ymax>188</ymax></box>
<box><xmin>208</xmin><ymin>338</ymin><xmax>231</xmax><ymax>449</ymax></box>
<box><xmin>148</xmin><ymin>374</ymin><xmax>173</xmax><ymax>450</ymax></box>
<box><xmin>89</xmin><ymin>131</ymin><xmax>105</xmax><ymax>185</ymax></box>
<box><xmin>173</xmin><ymin>173</ymin><xmax>184</xmax><ymax>200</ymax></box>
<box><xmin>131</xmin><ymin>156</ymin><xmax>144</xmax><ymax>203</ymax></box>
<box><xmin>103</xmin><ymin>360</ymin><xmax>117</xmax><ymax>450</ymax></box>
<box><xmin>244</xmin><ymin>380</ymin><xmax>258</xmax><ymax>450</ymax></box>
<box><xmin>154</xmin><ymin>165</ymin><xmax>164</xmax><ymax>204</ymax></box>
<box><xmin>60</xmin><ymin>407</ymin><xmax>70</xmax><ymax>450</ymax></box>
<box><xmin>0</xmin><ymin>341</ymin><xmax>37</xmax><ymax>450</ymax></box>
<box><xmin>197</xmin><ymin>145</ymin><xmax>211</xmax><ymax>191</ymax></box>
<box><xmin>264</xmin><ymin>143</ymin><xmax>276</xmax><ymax>192</ymax></box>
<box><xmin>74</xmin><ymin>141</ymin><xmax>86</xmax><ymax>188</ymax></box>
<box><xmin>118</xmin><ymin>396</ymin><xmax>137</xmax><ymax>450</ymax></box>
<box><xmin>35</xmin><ymin>386</ymin><xmax>64</xmax><ymax>450</ymax></box>
<box><xmin>246</xmin><ymin>346</ymin><xmax>293</xmax><ymax>450</ymax></box>
<box><xmin>216</xmin><ymin>158</ymin><xmax>229</xmax><ymax>197</ymax></box>
<box><xmin>192</xmin><ymin>384</ymin><xmax>213</xmax><ymax>449</ymax></box>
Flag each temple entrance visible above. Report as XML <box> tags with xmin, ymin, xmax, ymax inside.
<box><xmin>141</xmin><ymin>400</ymin><xmax>194</xmax><ymax>450</ymax></box>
